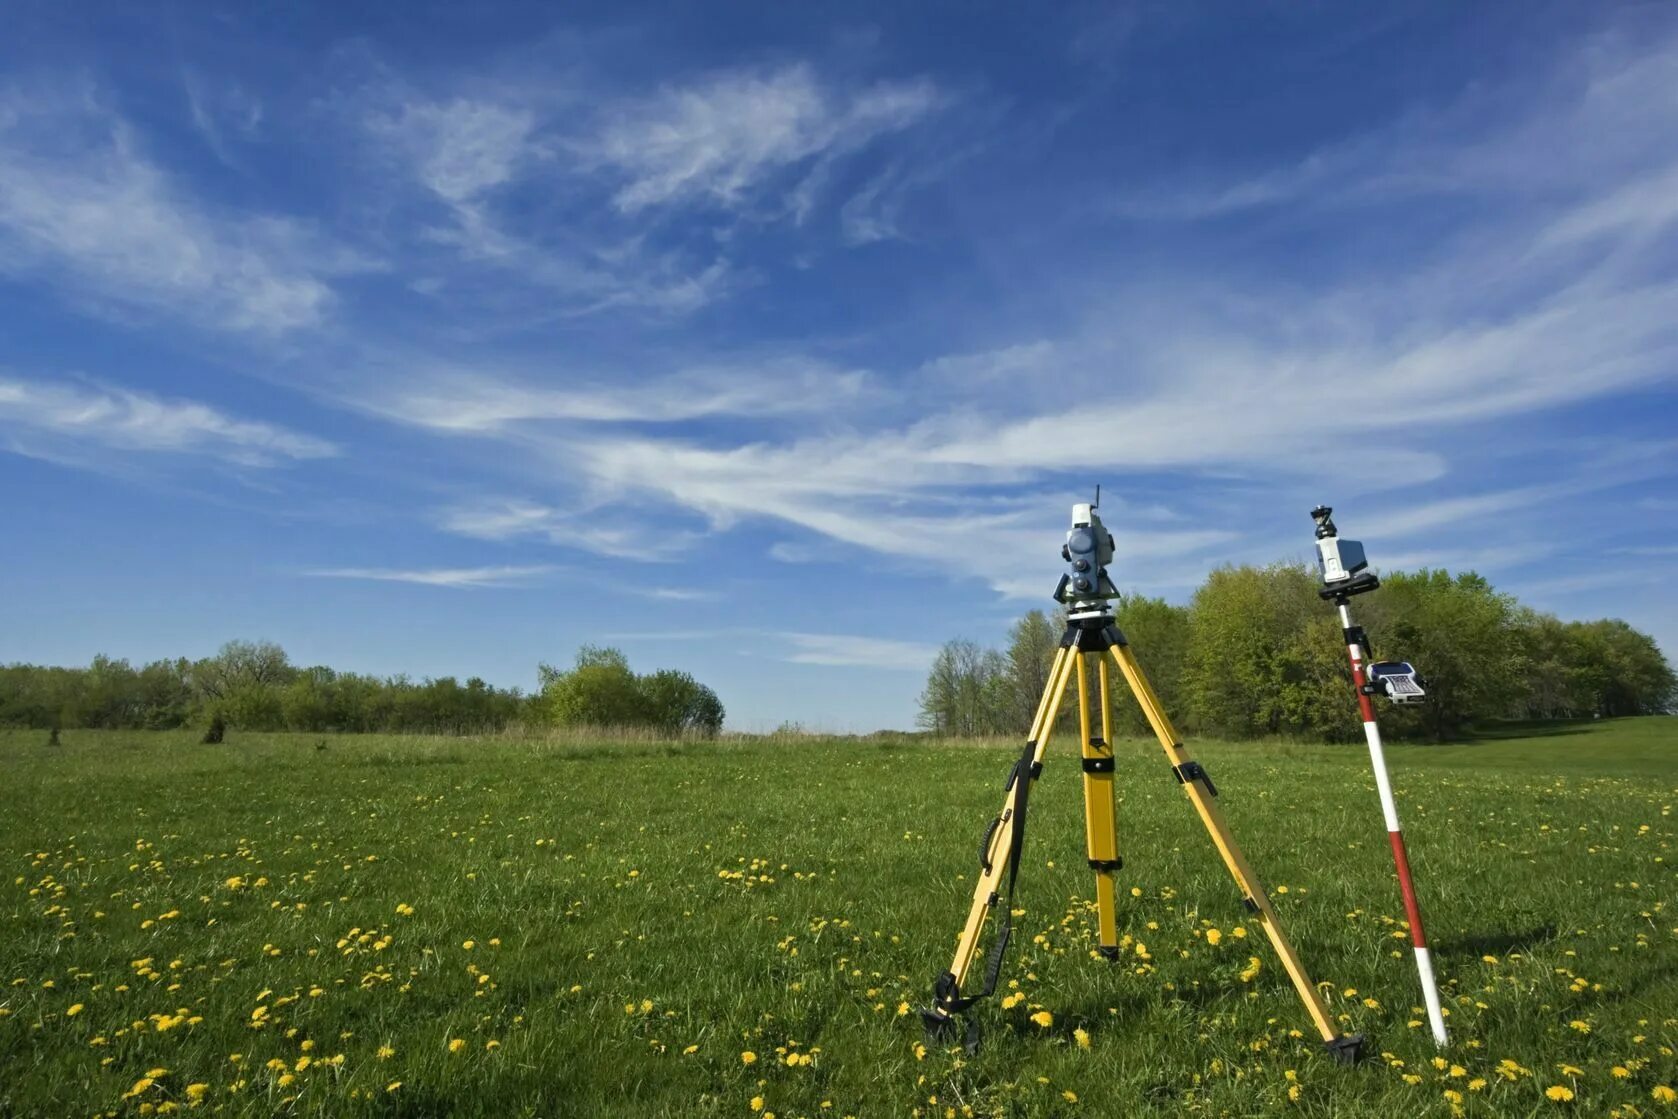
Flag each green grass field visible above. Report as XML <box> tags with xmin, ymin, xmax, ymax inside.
<box><xmin>3</xmin><ymin>718</ymin><xmax>1675</xmax><ymax>1118</ymax></box>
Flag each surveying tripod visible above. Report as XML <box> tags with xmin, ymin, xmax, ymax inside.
<box><xmin>921</xmin><ymin>503</ymin><xmax>1363</xmax><ymax>1063</ymax></box>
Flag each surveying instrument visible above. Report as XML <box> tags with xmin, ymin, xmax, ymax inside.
<box><xmin>1311</xmin><ymin>505</ymin><xmax>1449</xmax><ymax>1047</ymax></box>
<box><xmin>920</xmin><ymin>495</ymin><xmax>1364</xmax><ymax>1062</ymax></box>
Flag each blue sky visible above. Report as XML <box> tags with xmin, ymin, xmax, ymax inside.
<box><xmin>2</xmin><ymin>2</ymin><xmax>1675</xmax><ymax>731</ymax></box>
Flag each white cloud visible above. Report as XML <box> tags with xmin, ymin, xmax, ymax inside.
<box><xmin>0</xmin><ymin>376</ymin><xmax>338</xmax><ymax>466</ymax></box>
<box><xmin>0</xmin><ymin>85</ymin><xmax>362</xmax><ymax>333</ymax></box>
<box><xmin>782</xmin><ymin>632</ymin><xmax>939</xmax><ymax>671</ymax></box>
<box><xmin>370</xmin><ymin>98</ymin><xmax>539</xmax><ymax>204</ymax></box>
<box><xmin>1114</xmin><ymin>24</ymin><xmax>1678</xmax><ymax>222</ymax></box>
<box><xmin>302</xmin><ymin>564</ymin><xmax>554</xmax><ymax>588</ymax></box>
<box><xmin>354</xmin><ymin>358</ymin><xmax>869</xmax><ymax>433</ymax></box>
<box><xmin>436</xmin><ymin>498</ymin><xmax>701</xmax><ymax>561</ymax></box>
<box><xmin>590</xmin><ymin>63</ymin><xmax>940</xmax><ymax>213</ymax></box>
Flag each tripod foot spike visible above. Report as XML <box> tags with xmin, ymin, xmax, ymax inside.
<box><xmin>1324</xmin><ymin>1034</ymin><xmax>1366</xmax><ymax>1065</ymax></box>
<box><xmin>920</xmin><ymin>1007</ymin><xmax>957</xmax><ymax>1043</ymax></box>
<box><xmin>1096</xmin><ymin>946</ymin><xmax>1121</xmax><ymax>961</ymax></box>
<box><xmin>920</xmin><ymin>1009</ymin><xmax>982</xmax><ymax>1054</ymax></box>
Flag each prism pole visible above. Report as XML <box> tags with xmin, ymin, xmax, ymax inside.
<box><xmin>1314</xmin><ymin>505</ymin><xmax>1450</xmax><ymax>1050</ymax></box>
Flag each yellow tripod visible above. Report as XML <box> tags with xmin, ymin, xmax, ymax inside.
<box><xmin>921</xmin><ymin>614</ymin><xmax>1363</xmax><ymax>1062</ymax></box>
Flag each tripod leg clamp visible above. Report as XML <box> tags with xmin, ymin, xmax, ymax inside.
<box><xmin>1172</xmin><ymin>760</ymin><xmax>1218</xmax><ymax>797</ymax></box>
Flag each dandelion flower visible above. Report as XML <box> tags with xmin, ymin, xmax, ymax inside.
<box><xmin>751</xmin><ymin>1098</ymin><xmax>764</xmax><ymax>1113</ymax></box>
<box><xmin>66</xmin><ymin>1003</ymin><xmax>84</xmax><ymax>1017</ymax></box>
<box><xmin>1063</xmin><ymin>1090</ymin><xmax>1078</xmax><ymax>1102</ymax></box>
<box><xmin>1074</xmin><ymin>1027</ymin><xmax>1091</xmax><ymax>1050</ymax></box>
<box><xmin>1569</xmin><ymin>1020</ymin><xmax>1591</xmax><ymax>1034</ymax></box>
<box><xmin>741</xmin><ymin>1051</ymin><xmax>757</xmax><ymax>1065</ymax></box>
<box><xmin>1031</xmin><ymin>1011</ymin><xmax>1054</xmax><ymax>1028</ymax></box>
<box><xmin>448</xmin><ymin>1038</ymin><xmax>466</xmax><ymax>1054</ymax></box>
<box><xmin>1654</xmin><ymin>1086</ymin><xmax>1677</xmax><ymax>1104</ymax></box>
<box><xmin>1205</xmin><ymin>929</ymin><xmax>1222</xmax><ymax>946</ymax></box>
<box><xmin>1545</xmin><ymin>1085</ymin><xmax>1574</xmax><ymax>1102</ymax></box>
<box><xmin>462</xmin><ymin>940</ymin><xmax>475</xmax><ymax>950</ymax></box>
<box><xmin>377</xmin><ymin>1045</ymin><xmax>395</xmax><ymax>1060</ymax></box>
<box><xmin>185</xmin><ymin>1084</ymin><xmax>208</xmax><ymax>1102</ymax></box>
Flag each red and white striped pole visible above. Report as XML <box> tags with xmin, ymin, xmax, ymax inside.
<box><xmin>1337</xmin><ymin>598</ymin><xmax>1449</xmax><ymax>1048</ymax></box>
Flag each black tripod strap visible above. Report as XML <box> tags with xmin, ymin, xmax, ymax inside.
<box><xmin>943</xmin><ymin>737</ymin><xmax>1038</xmax><ymax>1013</ymax></box>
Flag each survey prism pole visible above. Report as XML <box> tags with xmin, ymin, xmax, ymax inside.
<box><xmin>1334</xmin><ymin>594</ymin><xmax>1449</xmax><ymax>1048</ymax></box>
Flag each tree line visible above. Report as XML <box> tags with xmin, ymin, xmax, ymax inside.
<box><xmin>0</xmin><ymin>640</ymin><xmax>724</xmax><ymax>738</ymax></box>
<box><xmin>919</xmin><ymin>563</ymin><xmax>1676</xmax><ymax>742</ymax></box>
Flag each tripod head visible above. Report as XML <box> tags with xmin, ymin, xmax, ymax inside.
<box><xmin>1054</xmin><ymin>498</ymin><xmax>1121</xmax><ymax>619</ymax></box>
<box><xmin>1309</xmin><ymin>504</ymin><xmax>1378</xmax><ymax>600</ymax></box>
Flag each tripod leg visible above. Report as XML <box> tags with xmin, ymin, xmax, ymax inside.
<box><xmin>1106</xmin><ymin>642</ymin><xmax>1361</xmax><ymax>1062</ymax></box>
<box><xmin>1077</xmin><ymin>652</ymin><xmax>1122</xmax><ymax>958</ymax></box>
<box><xmin>924</xmin><ymin>643</ymin><xmax>1079</xmax><ymax>1035</ymax></box>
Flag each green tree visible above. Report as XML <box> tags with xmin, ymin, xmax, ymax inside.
<box><xmin>640</xmin><ymin>670</ymin><xmax>725</xmax><ymax>737</ymax></box>
<box><xmin>1111</xmin><ymin>595</ymin><xmax>1192</xmax><ymax>735</ymax></box>
<box><xmin>1184</xmin><ymin>564</ymin><xmax>1321</xmax><ymax>737</ymax></box>
<box><xmin>1005</xmin><ymin>610</ymin><xmax>1060</xmax><ymax>731</ymax></box>
<box><xmin>1359</xmin><ymin>570</ymin><xmax>1525</xmax><ymax>740</ymax></box>
<box><xmin>539</xmin><ymin>646</ymin><xmax>646</xmax><ymax>728</ymax></box>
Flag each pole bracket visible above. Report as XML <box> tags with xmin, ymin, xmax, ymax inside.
<box><xmin>1173</xmin><ymin>760</ymin><xmax>1218</xmax><ymax>797</ymax></box>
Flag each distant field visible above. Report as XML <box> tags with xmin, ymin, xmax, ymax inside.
<box><xmin>2</xmin><ymin>718</ymin><xmax>1674</xmax><ymax>1117</ymax></box>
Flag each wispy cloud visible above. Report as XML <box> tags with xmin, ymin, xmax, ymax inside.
<box><xmin>301</xmin><ymin>564</ymin><xmax>554</xmax><ymax>588</ymax></box>
<box><xmin>353</xmin><ymin>60</ymin><xmax>943</xmax><ymax>320</ymax></box>
<box><xmin>589</xmin><ymin>63</ymin><xmax>940</xmax><ymax>214</ymax></box>
<box><xmin>351</xmin><ymin>357</ymin><xmax>869</xmax><ymax>433</ymax></box>
<box><xmin>0</xmin><ymin>376</ymin><xmax>338</xmax><ymax>466</ymax></box>
<box><xmin>782</xmin><ymin>632</ymin><xmax>940</xmax><ymax>671</ymax></box>
<box><xmin>0</xmin><ymin>83</ymin><xmax>365</xmax><ymax>333</ymax></box>
<box><xmin>436</xmin><ymin>498</ymin><xmax>701</xmax><ymax>560</ymax></box>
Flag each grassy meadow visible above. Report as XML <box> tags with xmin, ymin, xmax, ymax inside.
<box><xmin>2</xmin><ymin>718</ymin><xmax>1675</xmax><ymax>1117</ymax></box>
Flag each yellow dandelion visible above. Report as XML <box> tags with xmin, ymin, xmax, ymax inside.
<box><xmin>741</xmin><ymin>1050</ymin><xmax>757</xmax><ymax>1065</ymax></box>
<box><xmin>277</xmin><ymin>1073</ymin><xmax>295</xmax><ymax>1088</ymax></box>
<box><xmin>682</xmin><ymin>1045</ymin><xmax>698</xmax><ymax>1055</ymax></box>
<box><xmin>1206</xmin><ymin>928</ymin><xmax>1223</xmax><ymax>946</ymax></box>
<box><xmin>377</xmin><ymin>1045</ymin><xmax>395</xmax><ymax>1060</ymax></box>
<box><xmin>66</xmin><ymin>1003</ymin><xmax>84</xmax><ymax>1017</ymax></box>
<box><xmin>185</xmin><ymin>1084</ymin><xmax>208</xmax><ymax>1102</ymax></box>
<box><xmin>486</xmin><ymin>1039</ymin><xmax>500</xmax><ymax>1051</ymax></box>
<box><xmin>462</xmin><ymin>940</ymin><xmax>475</xmax><ymax>950</ymax></box>
<box><xmin>1545</xmin><ymin>1085</ymin><xmax>1574</xmax><ymax>1102</ymax></box>
<box><xmin>913</xmin><ymin>1043</ymin><xmax>927</xmax><ymax>1061</ymax></box>
<box><xmin>1063</xmin><ymin>1090</ymin><xmax>1078</xmax><ymax>1102</ymax></box>
<box><xmin>751</xmin><ymin>1098</ymin><xmax>764</xmax><ymax>1113</ymax></box>
<box><xmin>1654</xmin><ymin>1085</ymin><xmax>1677</xmax><ymax>1104</ymax></box>
<box><xmin>448</xmin><ymin>1038</ymin><xmax>466</xmax><ymax>1054</ymax></box>
<box><xmin>1030</xmin><ymin>1010</ymin><xmax>1054</xmax><ymax>1028</ymax></box>
<box><xmin>1613</xmin><ymin>1067</ymin><xmax>1630</xmax><ymax>1079</ymax></box>
<box><xmin>640</xmin><ymin>999</ymin><xmax>654</xmax><ymax>1013</ymax></box>
<box><xmin>386</xmin><ymin>1081</ymin><xmax>402</xmax><ymax>1093</ymax></box>
<box><xmin>1074</xmin><ymin>1027</ymin><xmax>1091</xmax><ymax>1050</ymax></box>
<box><xmin>1001</xmin><ymin>992</ymin><xmax>1025</xmax><ymax>1010</ymax></box>
<box><xmin>1569</xmin><ymin>1020</ymin><xmax>1591</xmax><ymax>1034</ymax></box>
<box><xmin>1468</xmin><ymin>1078</ymin><xmax>1487</xmax><ymax>1091</ymax></box>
